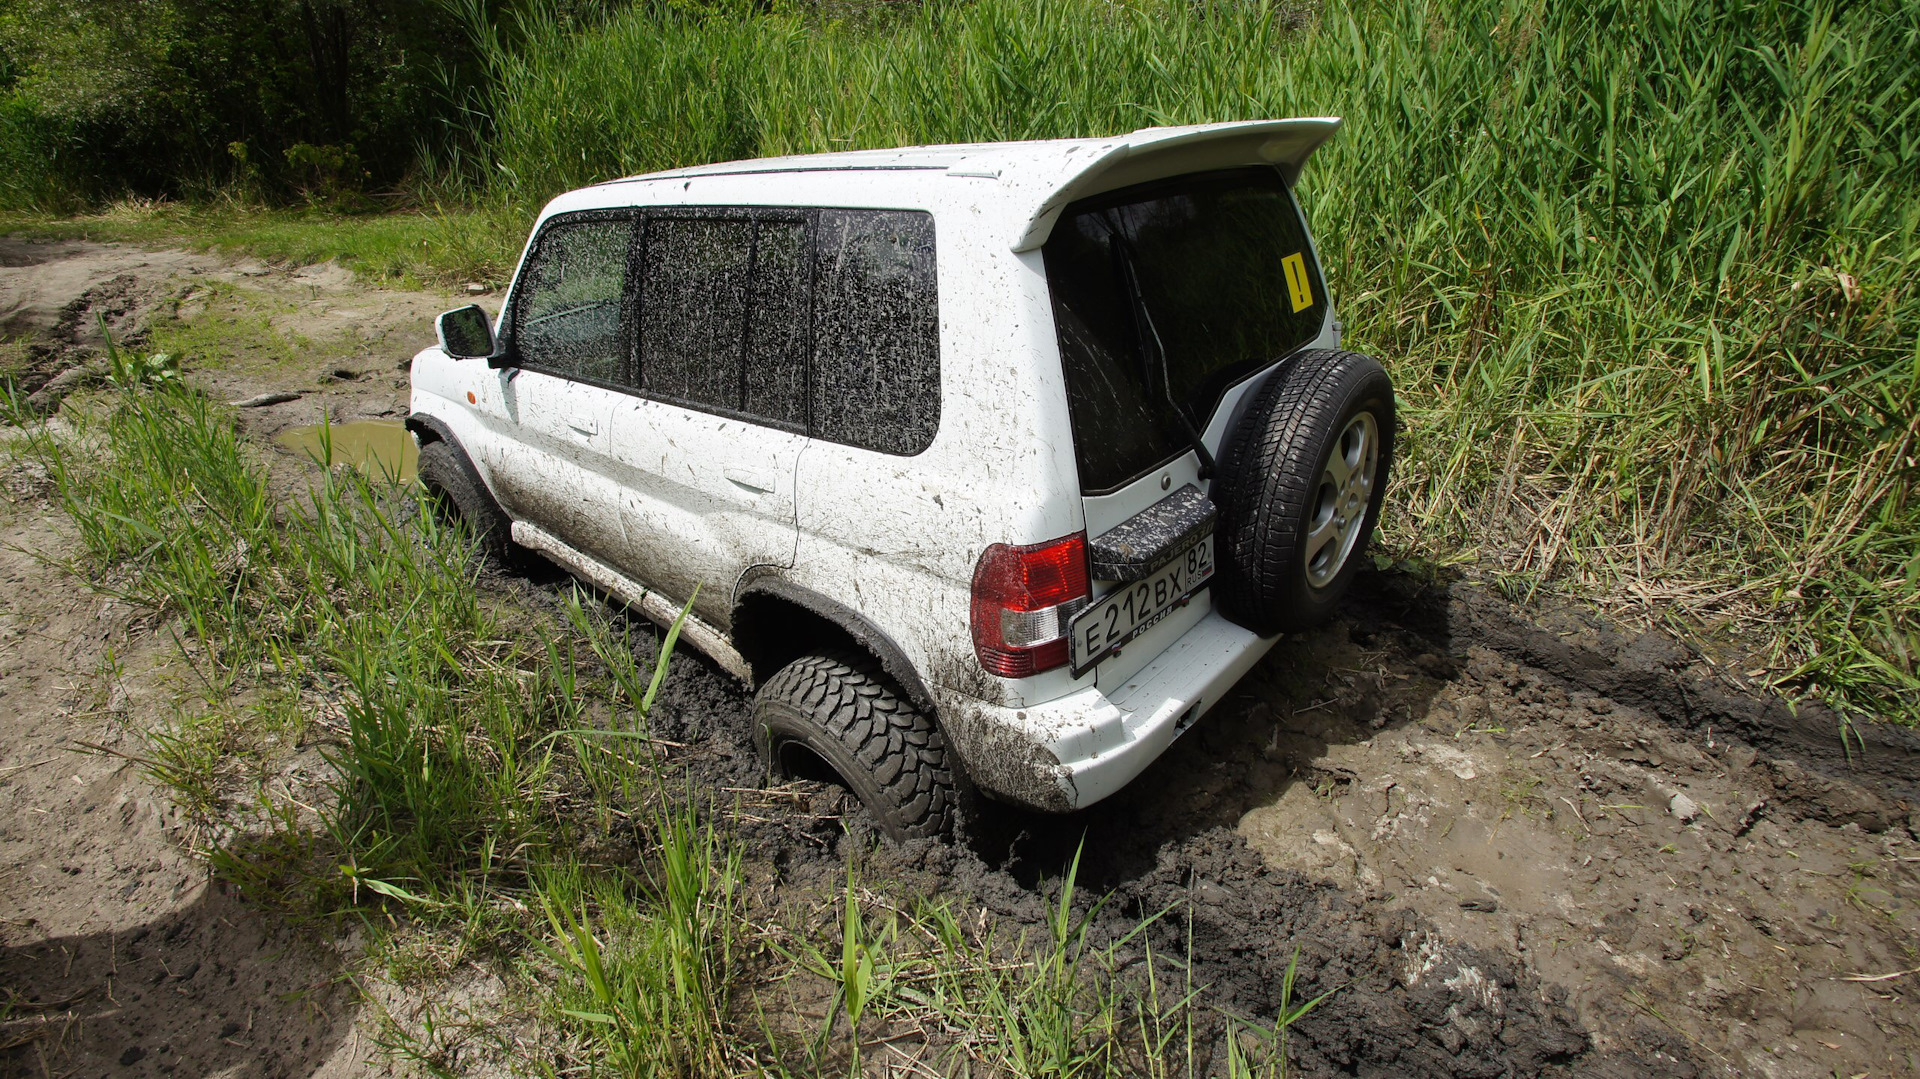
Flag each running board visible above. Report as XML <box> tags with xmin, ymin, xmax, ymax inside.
<box><xmin>510</xmin><ymin>521</ymin><xmax>752</xmax><ymax>682</ymax></box>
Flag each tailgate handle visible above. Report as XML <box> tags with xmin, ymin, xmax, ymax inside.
<box><xmin>724</xmin><ymin>467</ymin><xmax>775</xmax><ymax>494</ymax></box>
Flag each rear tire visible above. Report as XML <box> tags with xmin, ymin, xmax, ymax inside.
<box><xmin>753</xmin><ymin>652</ymin><xmax>960</xmax><ymax>840</ymax></box>
<box><xmin>1214</xmin><ymin>348</ymin><xmax>1395</xmax><ymax>636</ymax></box>
<box><xmin>416</xmin><ymin>438</ymin><xmax>520</xmax><ymax>569</ymax></box>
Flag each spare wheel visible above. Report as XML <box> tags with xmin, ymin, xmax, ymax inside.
<box><xmin>1213</xmin><ymin>348</ymin><xmax>1395</xmax><ymax>636</ymax></box>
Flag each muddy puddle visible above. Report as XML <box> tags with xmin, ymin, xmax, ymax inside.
<box><xmin>273</xmin><ymin>419</ymin><xmax>417</xmax><ymax>481</ymax></box>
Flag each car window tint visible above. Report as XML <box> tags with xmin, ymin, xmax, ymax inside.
<box><xmin>640</xmin><ymin>218</ymin><xmax>753</xmax><ymax>410</ymax></box>
<box><xmin>811</xmin><ymin>210</ymin><xmax>939</xmax><ymax>455</ymax></box>
<box><xmin>514</xmin><ymin>216</ymin><xmax>634</xmax><ymax>383</ymax></box>
<box><xmin>744</xmin><ymin>220</ymin><xmax>808</xmax><ymax>427</ymax></box>
<box><xmin>1045</xmin><ymin>168</ymin><xmax>1327</xmax><ymax>493</ymax></box>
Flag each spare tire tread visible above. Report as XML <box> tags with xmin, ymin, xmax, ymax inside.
<box><xmin>1215</xmin><ymin>348</ymin><xmax>1395</xmax><ymax>635</ymax></box>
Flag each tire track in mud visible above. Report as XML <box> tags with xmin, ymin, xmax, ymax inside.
<box><xmin>569</xmin><ymin>566</ymin><xmax>1918</xmax><ymax>1078</ymax></box>
<box><xmin>1441</xmin><ymin>580</ymin><xmax>1920</xmax><ymax>827</ymax></box>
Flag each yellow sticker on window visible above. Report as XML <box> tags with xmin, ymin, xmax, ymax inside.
<box><xmin>1282</xmin><ymin>252</ymin><xmax>1314</xmax><ymax>313</ymax></box>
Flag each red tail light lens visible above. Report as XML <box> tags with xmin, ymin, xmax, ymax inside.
<box><xmin>971</xmin><ymin>533</ymin><xmax>1091</xmax><ymax>677</ymax></box>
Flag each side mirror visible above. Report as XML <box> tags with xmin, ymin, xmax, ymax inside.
<box><xmin>436</xmin><ymin>305</ymin><xmax>499</xmax><ymax>361</ymax></box>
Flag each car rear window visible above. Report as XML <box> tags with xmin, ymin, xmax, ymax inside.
<box><xmin>1043</xmin><ymin>167</ymin><xmax>1329</xmax><ymax>494</ymax></box>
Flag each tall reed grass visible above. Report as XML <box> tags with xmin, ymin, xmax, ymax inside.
<box><xmin>452</xmin><ymin>0</ymin><xmax>1919</xmax><ymax>720</ymax></box>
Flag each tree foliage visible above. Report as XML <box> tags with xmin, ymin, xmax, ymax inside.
<box><xmin>0</xmin><ymin>0</ymin><xmax>485</xmax><ymax>207</ymax></box>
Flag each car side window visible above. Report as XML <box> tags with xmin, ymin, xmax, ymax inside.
<box><xmin>811</xmin><ymin>210</ymin><xmax>939</xmax><ymax>456</ymax></box>
<box><xmin>639</xmin><ymin>218</ymin><xmax>754</xmax><ymax>411</ymax></box>
<box><xmin>512</xmin><ymin>215</ymin><xmax>635</xmax><ymax>384</ymax></box>
<box><xmin>744</xmin><ymin>220</ymin><xmax>809</xmax><ymax>428</ymax></box>
<box><xmin>612</xmin><ymin>206</ymin><xmax>940</xmax><ymax>453</ymax></box>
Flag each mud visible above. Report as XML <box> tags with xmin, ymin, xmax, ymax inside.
<box><xmin>1</xmin><ymin>237</ymin><xmax>440</xmax><ymax>1078</ymax></box>
<box><xmin>0</xmin><ymin>514</ymin><xmax>361</xmax><ymax>1078</ymax></box>
<box><xmin>0</xmin><ymin>242</ymin><xmax>220</xmax><ymax>413</ymax></box>
<box><xmin>621</xmin><ymin>563</ymin><xmax>1920</xmax><ymax>1076</ymax></box>
<box><xmin>274</xmin><ymin>419</ymin><xmax>419</xmax><ymax>483</ymax></box>
<box><xmin>612</xmin><ymin>566</ymin><xmax>1918</xmax><ymax>1077</ymax></box>
<box><xmin>4</xmin><ymin>237</ymin><xmax>1917</xmax><ymax>1078</ymax></box>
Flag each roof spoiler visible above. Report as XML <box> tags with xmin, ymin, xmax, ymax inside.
<box><xmin>1003</xmin><ymin>118</ymin><xmax>1342</xmax><ymax>253</ymax></box>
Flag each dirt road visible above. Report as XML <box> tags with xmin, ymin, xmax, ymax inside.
<box><xmin>2</xmin><ymin>237</ymin><xmax>1916</xmax><ymax>1077</ymax></box>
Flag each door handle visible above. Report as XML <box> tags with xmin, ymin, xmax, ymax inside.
<box><xmin>724</xmin><ymin>467</ymin><xmax>776</xmax><ymax>494</ymax></box>
<box><xmin>567</xmin><ymin>418</ymin><xmax>599</xmax><ymax>437</ymax></box>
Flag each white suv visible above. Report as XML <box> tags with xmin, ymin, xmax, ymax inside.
<box><xmin>409</xmin><ymin>119</ymin><xmax>1393</xmax><ymax>839</ymax></box>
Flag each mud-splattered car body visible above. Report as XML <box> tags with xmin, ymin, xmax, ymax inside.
<box><xmin>409</xmin><ymin>119</ymin><xmax>1358</xmax><ymax>815</ymax></box>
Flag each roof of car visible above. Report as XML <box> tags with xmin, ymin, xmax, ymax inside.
<box><xmin>598</xmin><ymin>142</ymin><xmax>1023</xmax><ymax>180</ymax></box>
<box><xmin>575</xmin><ymin>118</ymin><xmax>1343</xmax><ymax>252</ymax></box>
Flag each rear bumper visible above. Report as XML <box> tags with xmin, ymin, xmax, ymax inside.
<box><xmin>933</xmin><ymin>610</ymin><xmax>1278</xmax><ymax>812</ymax></box>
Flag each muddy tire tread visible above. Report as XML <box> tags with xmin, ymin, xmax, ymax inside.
<box><xmin>755</xmin><ymin>652</ymin><xmax>959</xmax><ymax>839</ymax></box>
<box><xmin>416</xmin><ymin>438</ymin><xmax>518</xmax><ymax>568</ymax></box>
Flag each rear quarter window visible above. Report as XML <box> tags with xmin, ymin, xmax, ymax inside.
<box><xmin>810</xmin><ymin>209</ymin><xmax>940</xmax><ymax>456</ymax></box>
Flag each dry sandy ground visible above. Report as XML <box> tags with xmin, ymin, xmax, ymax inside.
<box><xmin>1</xmin><ymin>237</ymin><xmax>1917</xmax><ymax>1078</ymax></box>
<box><xmin>0</xmin><ymin>508</ymin><xmax>366</xmax><ymax>1077</ymax></box>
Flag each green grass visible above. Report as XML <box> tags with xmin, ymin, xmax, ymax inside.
<box><xmin>16</xmin><ymin>389</ymin><xmax>566</xmax><ymax>883</ymax></box>
<box><xmin>9</xmin><ymin>379</ymin><xmax>1257</xmax><ymax>1075</ymax></box>
<box><xmin>8</xmin><ymin>0</ymin><xmax>1913</xmax><ymax>722</ymax></box>
<box><xmin>535</xmin><ymin>808</ymin><xmax>747</xmax><ymax>1076</ymax></box>
<box><xmin>4</xmin><ymin>0</ymin><xmax>1912</xmax><ymax>1067</ymax></box>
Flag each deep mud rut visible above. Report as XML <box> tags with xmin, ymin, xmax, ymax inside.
<box><xmin>2</xmin><ymin>237</ymin><xmax>1917</xmax><ymax>1078</ymax></box>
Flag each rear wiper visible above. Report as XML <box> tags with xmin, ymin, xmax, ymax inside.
<box><xmin>1111</xmin><ymin>235</ymin><xmax>1217</xmax><ymax>479</ymax></box>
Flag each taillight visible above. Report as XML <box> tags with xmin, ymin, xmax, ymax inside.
<box><xmin>971</xmin><ymin>533</ymin><xmax>1091</xmax><ymax>677</ymax></box>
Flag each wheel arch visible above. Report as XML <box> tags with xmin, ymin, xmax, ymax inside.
<box><xmin>405</xmin><ymin>412</ymin><xmax>456</xmax><ymax>447</ymax></box>
<box><xmin>731</xmin><ymin>579</ymin><xmax>937</xmax><ymax>716</ymax></box>
<box><xmin>407</xmin><ymin>412</ymin><xmax>506</xmax><ymax>503</ymax></box>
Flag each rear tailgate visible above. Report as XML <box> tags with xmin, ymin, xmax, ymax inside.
<box><xmin>1040</xmin><ymin>167</ymin><xmax>1334</xmax><ymax>688</ymax></box>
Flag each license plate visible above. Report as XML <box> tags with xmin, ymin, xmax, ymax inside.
<box><xmin>1069</xmin><ymin>534</ymin><xmax>1214</xmax><ymax>676</ymax></box>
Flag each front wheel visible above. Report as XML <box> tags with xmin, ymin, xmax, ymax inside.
<box><xmin>416</xmin><ymin>438</ymin><xmax>521</xmax><ymax>569</ymax></box>
<box><xmin>1213</xmin><ymin>348</ymin><xmax>1395</xmax><ymax>636</ymax></box>
<box><xmin>753</xmin><ymin>653</ymin><xmax>961</xmax><ymax>840</ymax></box>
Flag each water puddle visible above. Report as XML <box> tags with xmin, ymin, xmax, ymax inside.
<box><xmin>274</xmin><ymin>419</ymin><xmax>417</xmax><ymax>482</ymax></box>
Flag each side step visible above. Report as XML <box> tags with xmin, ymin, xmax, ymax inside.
<box><xmin>510</xmin><ymin>521</ymin><xmax>752</xmax><ymax>682</ymax></box>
